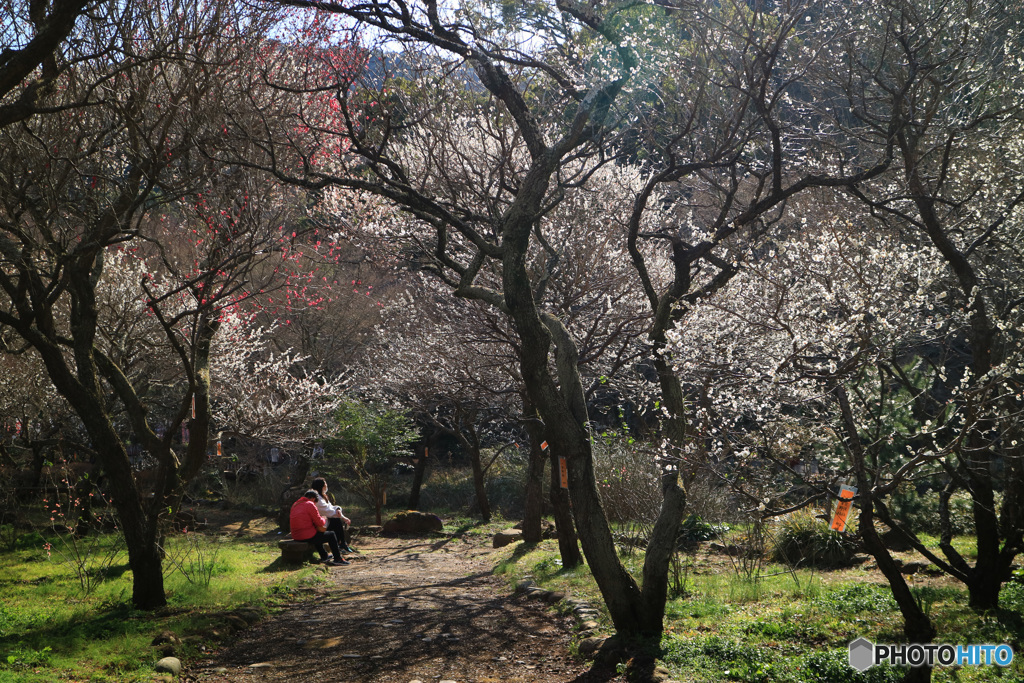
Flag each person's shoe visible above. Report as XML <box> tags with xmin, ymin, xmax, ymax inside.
<box><xmin>330</xmin><ymin>557</ymin><xmax>350</xmax><ymax>565</ymax></box>
<box><xmin>342</xmin><ymin>546</ymin><xmax>357</xmax><ymax>553</ymax></box>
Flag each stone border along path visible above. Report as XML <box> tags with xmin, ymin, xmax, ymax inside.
<box><xmin>186</xmin><ymin>534</ymin><xmax>623</xmax><ymax>683</ymax></box>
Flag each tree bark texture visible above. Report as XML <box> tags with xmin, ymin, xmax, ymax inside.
<box><xmin>549</xmin><ymin>449</ymin><xmax>583</xmax><ymax>569</ymax></box>
<box><xmin>408</xmin><ymin>441</ymin><xmax>430</xmax><ymax>511</ymax></box>
<box><xmin>521</xmin><ymin>400</ymin><xmax>547</xmax><ymax>544</ymax></box>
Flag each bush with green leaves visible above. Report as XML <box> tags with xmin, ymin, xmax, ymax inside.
<box><xmin>677</xmin><ymin>514</ymin><xmax>728</xmax><ymax>550</ymax></box>
<box><xmin>325</xmin><ymin>399</ymin><xmax>417</xmax><ymax>524</ymax></box>
<box><xmin>771</xmin><ymin>510</ymin><xmax>856</xmax><ymax>568</ymax></box>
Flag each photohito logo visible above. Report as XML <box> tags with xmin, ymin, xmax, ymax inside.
<box><xmin>849</xmin><ymin>638</ymin><xmax>1014</xmax><ymax>671</ymax></box>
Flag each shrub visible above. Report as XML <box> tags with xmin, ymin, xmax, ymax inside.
<box><xmin>771</xmin><ymin>510</ymin><xmax>856</xmax><ymax>568</ymax></box>
<box><xmin>12</xmin><ymin>530</ymin><xmax>46</xmax><ymax>551</ymax></box>
<box><xmin>327</xmin><ymin>399</ymin><xmax>417</xmax><ymax>524</ymax></box>
<box><xmin>3</xmin><ymin>645</ymin><xmax>53</xmax><ymax>670</ymax></box>
<box><xmin>685</xmin><ymin>473</ymin><xmax>735</xmax><ymax>523</ymax></box>
<box><xmin>677</xmin><ymin>514</ymin><xmax>728</xmax><ymax>549</ymax></box>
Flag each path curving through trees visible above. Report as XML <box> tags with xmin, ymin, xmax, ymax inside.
<box><xmin>188</xmin><ymin>534</ymin><xmax>621</xmax><ymax>683</ymax></box>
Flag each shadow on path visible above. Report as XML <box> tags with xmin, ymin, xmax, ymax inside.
<box><xmin>188</xmin><ymin>535</ymin><xmax>622</xmax><ymax>683</ymax></box>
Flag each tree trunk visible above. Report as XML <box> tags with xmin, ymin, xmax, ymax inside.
<box><xmin>966</xmin><ymin>562</ymin><xmax>1006</xmax><ymax>611</ymax></box>
<box><xmin>561</xmin><ymin>431</ymin><xmax>651</xmax><ymax>635</ymax></box>
<box><xmin>860</xmin><ymin>507</ymin><xmax>933</xmax><ymax>683</ymax></box>
<box><xmin>374</xmin><ymin>477</ymin><xmax>385</xmax><ymax>525</ymax></box>
<box><xmin>636</xmin><ymin>354</ymin><xmax>690</xmax><ymax>635</ymax></box>
<box><xmin>30</xmin><ymin>440</ymin><xmax>46</xmax><ymax>488</ymax></box>
<box><xmin>465</xmin><ymin>430</ymin><xmax>491</xmax><ymax>522</ymax></box>
<box><xmin>639</xmin><ymin>473</ymin><xmax>686</xmax><ymax>634</ymax></box>
<box><xmin>550</xmin><ymin>449</ymin><xmax>582</xmax><ymax>568</ymax></box>
<box><xmin>37</xmin><ymin>333</ymin><xmax>170</xmax><ymax>608</ymax></box>
<box><xmin>521</xmin><ymin>401</ymin><xmax>546</xmax><ymax>543</ymax></box>
<box><xmin>504</xmin><ymin>193</ymin><xmax>659</xmax><ymax>638</ymax></box>
<box><xmin>97</xmin><ymin>434</ymin><xmax>168</xmax><ymax>609</ymax></box>
<box><xmin>840</xmin><ymin>386</ymin><xmax>933</xmax><ymax>681</ymax></box>
<box><xmin>408</xmin><ymin>441</ymin><xmax>429</xmax><ymax>511</ymax></box>
<box><xmin>122</xmin><ymin>514</ymin><xmax>168</xmax><ymax>610</ymax></box>
<box><xmin>965</xmin><ymin>444</ymin><xmax>1004</xmax><ymax>610</ymax></box>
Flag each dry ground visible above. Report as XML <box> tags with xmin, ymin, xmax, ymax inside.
<box><xmin>184</xmin><ymin>515</ymin><xmax>623</xmax><ymax>683</ymax></box>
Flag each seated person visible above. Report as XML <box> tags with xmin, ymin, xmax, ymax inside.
<box><xmin>289</xmin><ymin>490</ymin><xmax>348</xmax><ymax>566</ymax></box>
<box><xmin>310</xmin><ymin>477</ymin><xmax>355</xmax><ymax>553</ymax></box>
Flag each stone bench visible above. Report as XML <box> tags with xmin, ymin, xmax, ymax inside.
<box><xmin>278</xmin><ymin>539</ymin><xmax>322</xmax><ymax>564</ymax></box>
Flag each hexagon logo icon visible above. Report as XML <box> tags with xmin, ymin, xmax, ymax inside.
<box><xmin>849</xmin><ymin>638</ymin><xmax>875</xmax><ymax>671</ymax></box>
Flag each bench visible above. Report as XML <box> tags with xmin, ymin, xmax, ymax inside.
<box><xmin>277</xmin><ymin>539</ymin><xmax>324</xmax><ymax>564</ymax></box>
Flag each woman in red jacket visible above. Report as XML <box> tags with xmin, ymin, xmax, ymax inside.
<box><xmin>289</xmin><ymin>490</ymin><xmax>348</xmax><ymax>566</ymax></box>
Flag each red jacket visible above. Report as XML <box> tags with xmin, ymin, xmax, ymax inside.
<box><xmin>290</xmin><ymin>497</ymin><xmax>326</xmax><ymax>541</ymax></box>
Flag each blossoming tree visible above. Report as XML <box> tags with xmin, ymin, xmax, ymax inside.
<box><xmin>0</xmin><ymin>0</ymin><xmax>353</xmax><ymax>609</ymax></box>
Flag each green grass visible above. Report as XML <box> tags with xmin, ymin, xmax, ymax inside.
<box><xmin>0</xmin><ymin>528</ymin><xmax>322</xmax><ymax>682</ymax></box>
<box><xmin>4</xmin><ymin>515</ymin><xmax>1022</xmax><ymax>683</ymax></box>
<box><xmin>494</xmin><ymin>537</ymin><xmax>1024</xmax><ymax>683</ymax></box>
<box><xmin>440</xmin><ymin>512</ymin><xmax>515</xmax><ymax>538</ymax></box>
<box><xmin>914</xmin><ymin>533</ymin><xmax>979</xmax><ymax>561</ymax></box>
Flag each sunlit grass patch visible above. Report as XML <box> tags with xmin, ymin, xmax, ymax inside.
<box><xmin>0</xmin><ymin>528</ymin><xmax>311</xmax><ymax>682</ymax></box>
<box><xmin>495</xmin><ymin>533</ymin><xmax>1024</xmax><ymax>682</ymax></box>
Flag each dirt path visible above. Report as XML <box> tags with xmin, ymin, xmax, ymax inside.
<box><xmin>187</xmin><ymin>534</ymin><xmax>622</xmax><ymax>683</ymax></box>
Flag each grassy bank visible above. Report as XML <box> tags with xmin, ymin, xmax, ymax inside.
<box><xmin>495</xmin><ymin>539</ymin><xmax>1024</xmax><ymax>683</ymax></box>
<box><xmin>0</xmin><ymin>504</ymin><xmax>514</xmax><ymax>683</ymax></box>
<box><xmin>0</xmin><ymin>523</ymin><xmax>324</xmax><ymax>682</ymax></box>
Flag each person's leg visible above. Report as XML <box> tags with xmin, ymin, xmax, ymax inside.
<box><xmin>322</xmin><ymin>530</ymin><xmax>346</xmax><ymax>563</ymax></box>
<box><xmin>327</xmin><ymin>518</ymin><xmax>353</xmax><ymax>553</ymax></box>
<box><xmin>301</xmin><ymin>532</ymin><xmax>330</xmax><ymax>561</ymax></box>
<box><xmin>326</xmin><ymin>516</ymin><xmax>344</xmax><ymax>537</ymax></box>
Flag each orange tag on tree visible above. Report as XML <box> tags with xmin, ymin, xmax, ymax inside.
<box><xmin>558</xmin><ymin>456</ymin><xmax>568</xmax><ymax>489</ymax></box>
<box><xmin>830</xmin><ymin>485</ymin><xmax>857</xmax><ymax>532</ymax></box>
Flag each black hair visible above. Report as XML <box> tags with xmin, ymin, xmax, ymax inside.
<box><xmin>311</xmin><ymin>477</ymin><xmax>327</xmax><ymax>494</ymax></box>
<box><xmin>303</xmin><ymin>489</ymin><xmax>319</xmax><ymax>500</ymax></box>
